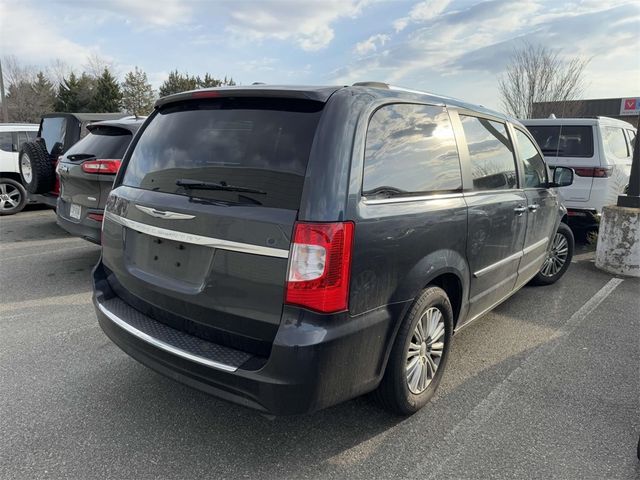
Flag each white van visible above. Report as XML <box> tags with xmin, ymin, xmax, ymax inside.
<box><xmin>0</xmin><ymin>123</ymin><xmax>39</xmax><ymax>215</ymax></box>
<box><xmin>522</xmin><ymin>117</ymin><xmax>636</xmax><ymax>228</ymax></box>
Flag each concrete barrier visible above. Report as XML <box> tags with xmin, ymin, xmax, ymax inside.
<box><xmin>595</xmin><ymin>205</ymin><xmax>640</xmax><ymax>277</ymax></box>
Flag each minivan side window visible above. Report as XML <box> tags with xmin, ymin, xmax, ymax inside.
<box><xmin>363</xmin><ymin>104</ymin><xmax>462</xmax><ymax>197</ymax></box>
<box><xmin>460</xmin><ymin>115</ymin><xmax>517</xmax><ymax>191</ymax></box>
<box><xmin>602</xmin><ymin>127</ymin><xmax>630</xmax><ymax>159</ymax></box>
<box><xmin>514</xmin><ymin>129</ymin><xmax>547</xmax><ymax>188</ymax></box>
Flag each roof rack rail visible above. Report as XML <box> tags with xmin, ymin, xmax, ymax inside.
<box><xmin>352</xmin><ymin>81</ymin><xmax>389</xmax><ymax>89</ymax></box>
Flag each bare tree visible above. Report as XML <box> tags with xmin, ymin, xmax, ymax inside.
<box><xmin>83</xmin><ymin>53</ymin><xmax>116</xmax><ymax>79</ymax></box>
<box><xmin>498</xmin><ymin>43</ymin><xmax>590</xmax><ymax>119</ymax></box>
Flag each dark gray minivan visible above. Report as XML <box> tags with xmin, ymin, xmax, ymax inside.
<box><xmin>93</xmin><ymin>84</ymin><xmax>575</xmax><ymax>415</ymax></box>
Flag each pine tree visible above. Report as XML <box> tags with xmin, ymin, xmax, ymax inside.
<box><xmin>55</xmin><ymin>72</ymin><xmax>96</xmax><ymax>112</ymax></box>
<box><xmin>91</xmin><ymin>68</ymin><xmax>122</xmax><ymax>112</ymax></box>
<box><xmin>54</xmin><ymin>72</ymin><xmax>80</xmax><ymax>112</ymax></box>
<box><xmin>158</xmin><ymin>70</ymin><xmax>198</xmax><ymax>97</ymax></box>
<box><xmin>121</xmin><ymin>67</ymin><xmax>155</xmax><ymax>116</ymax></box>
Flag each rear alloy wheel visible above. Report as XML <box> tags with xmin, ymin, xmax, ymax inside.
<box><xmin>0</xmin><ymin>178</ymin><xmax>28</xmax><ymax>216</ymax></box>
<box><xmin>530</xmin><ymin>222</ymin><xmax>574</xmax><ymax>286</ymax></box>
<box><xmin>375</xmin><ymin>286</ymin><xmax>453</xmax><ymax>415</ymax></box>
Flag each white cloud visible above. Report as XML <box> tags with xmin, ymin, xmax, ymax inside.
<box><xmin>225</xmin><ymin>0</ymin><xmax>370</xmax><ymax>51</ymax></box>
<box><xmin>354</xmin><ymin>34</ymin><xmax>390</xmax><ymax>55</ymax></box>
<box><xmin>393</xmin><ymin>0</ymin><xmax>451</xmax><ymax>32</ymax></box>
<box><xmin>109</xmin><ymin>0</ymin><xmax>192</xmax><ymax>27</ymax></box>
<box><xmin>0</xmin><ymin>1</ymin><xmax>97</xmax><ymax>69</ymax></box>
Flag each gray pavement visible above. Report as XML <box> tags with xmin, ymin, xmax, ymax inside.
<box><xmin>1</xmin><ymin>208</ymin><xmax>639</xmax><ymax>479</ymax></box>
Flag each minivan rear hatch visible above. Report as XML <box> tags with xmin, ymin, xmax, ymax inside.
<box><xmin>101</xmin><ymin>94</ymin><xmax>328</xmax><ymax>356</ymax></box>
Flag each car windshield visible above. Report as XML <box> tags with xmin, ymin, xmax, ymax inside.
<box><xmin>121</xmin><ymin>97</ymin><xmax>323</xmax><ymax>210</ymax></box>
<box><xmin>525</xmin><ymin>125</ymin><xmax>594</xmax><ymax>158</ymax></box>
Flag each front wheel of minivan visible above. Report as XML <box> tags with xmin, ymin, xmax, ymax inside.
<box><xmin>375</xmin><ymin>286</ymin><xmax>453</xmax><ymax>415</ymax></box>
<box><xmin>530</xmin><ymin>222</ymin><xmax>574</xmax><ymax>286</ymax></box>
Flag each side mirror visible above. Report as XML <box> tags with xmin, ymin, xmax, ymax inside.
<box><xmin>551</xmin><ymin>167</ymin><xmax>573</xmax><ymax>187</ymax></box>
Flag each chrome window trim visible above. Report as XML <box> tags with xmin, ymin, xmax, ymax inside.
<box><xmin>362</xmin><ymin>192</ymin><xmax>463</xmax><ymax>205</ymax></box>
<box><xmin>97</xmin><ymin>302</ymin><xmax>238</xmax><ymax>372</ymax></box>
<box><xmin>104</xmin><ymin>211</ymin><xmax>289</xmax><ymax>259</ymax></box>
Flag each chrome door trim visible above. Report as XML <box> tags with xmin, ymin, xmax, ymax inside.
<box><xmin>473</xmin><ymin>250</ymin><xmax>523</xmax><ymax>278</ymax></box>
<box><xmin>104</xmin><ymin>211</ymin><xmax>289</xmax><ymax>258</ymax></box>
<box><xmin>522</xmin><ymin>236</ymin><xmax>549</xmax><ymax>255</ymax></box>
<box><xmin>97</xmin><ymin>302</ymin><xmax>237</xmax><ymax>372</ymax></box>
<box><xmin>362</xmin><ymin>192</ymin><xmax>463</xmax><ymax>205</ymax></box>
<box><xmin>135</xmin><ymin>204</ymin><xmax>195</xmax><ymax>220</ymax></box>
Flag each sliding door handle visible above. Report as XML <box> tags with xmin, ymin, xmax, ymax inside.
<box><xmin>528</xmin><ymin>204</ymin><xmax>539</xmax><ymax>212</ymax></box>
<box><xmin>514</xmin><ymin>206</ymin><xmax>526</xmax><ymax>215</ymax></box>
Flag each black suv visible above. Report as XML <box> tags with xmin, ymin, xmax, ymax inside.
<box><xmin>93</xmin><ymin>84</ymin><xmax>575</xmax><ymax>415</ymax></box>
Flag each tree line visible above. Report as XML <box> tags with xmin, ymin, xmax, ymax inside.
<box><xmin>0</xmin><ymin>56</ymin><xmax>236</xmax><ymax>123</ymax></box>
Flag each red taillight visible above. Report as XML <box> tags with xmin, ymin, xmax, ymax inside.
<box><xmin>285</xmin><ymin>222</ymin><xmax>354</xmax><ymax>313</ymax></box>
<box><xmin>88</xmin><ymin>213</ymin><xmax>104</xmax><ymax>222</ymax></box>
<box><xmin>573</xmin><ymin>167</ymin><xmax>612</xmax><ymax>178</ymax></box>
<box><xmin>81</xmin><ymin>159</ymin><xmax>121</xmax><ymax>174</ymax></box>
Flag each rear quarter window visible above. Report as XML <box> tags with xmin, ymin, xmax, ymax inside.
<box><xmin>121</xmin><ymin>98</ymin><xmax>323</xmax><ymax>210</ymax></box>
<box><xmin>602</xmin><ymin>126</ymin><xmax>630</xmax><ymax>160</ymax></box>
<box><xmin>362</xmin><ymin>103</ymin><xmax>462</xmax><ymax>197</ymax></box>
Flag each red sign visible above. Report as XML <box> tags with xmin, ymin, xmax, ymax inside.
<box><xmin>620</xmin><ymin>97</ymin><xmax>640</xmax><ymax>116</ymax></box>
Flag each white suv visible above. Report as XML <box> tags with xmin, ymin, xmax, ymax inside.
<box><xmin>521</xmin><ymin>117</ymin><xmax>636</xmax><ymax>228</ymax></box>
<box><xmin>0</xmin><ymin>123</ymin><xmax>39</xmax><ymax>215</ymax></box>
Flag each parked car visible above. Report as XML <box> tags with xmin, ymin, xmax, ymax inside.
<box><xmin>93</xmin><ymin>83</ymin><xmax>575</xmax><ymax>416</ymax></box>
<box><xmin>0</xmin><ymin>123</ymin><xmax>38</xmax><ymax>215</ymax></box>
<box><xmin>19</xmin><ymin>112</ymin><xmax>128</xmax><ymax>209</ymax></box>
<box><xmin>56</xmin><ymin>117</ymin><xmax>144</xmax><ymax>244</ymax></box>
<box><xmin>522</xmin><ymin>117</ymin><xmax>636</xmax><ymax>229</ymax></box>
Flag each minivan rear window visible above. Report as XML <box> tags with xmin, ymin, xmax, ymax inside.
<box><xmin>122</xmin><ymin>98</ymin><xmax>323</xmax><ymax>210</ymax></box>
<box><xmin>525</xmin><ymin>125</ymin><xmax>594</xmax><ymax>158</ymax></box>
<box><xmin>65</xmin><ymin>126</ymin><xmax>132</xmax><ymax>160</ymax></box>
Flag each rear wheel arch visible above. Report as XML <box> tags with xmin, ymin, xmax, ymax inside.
<box><xmin>0</xmin><ymin>172</ymin><xmax>23</xmax><ymax>184</ymax></box>
<box><xmin>427</xmin><ymin>272</ymin><xmax>463</xmax><ymax>328</ymax></box>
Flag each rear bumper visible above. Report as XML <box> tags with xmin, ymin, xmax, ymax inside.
<box><xmin>28</xmin><ymin>192</ymin><xmax>58</xmax><ymax>208</ymax></box>
<box><xmin>93</xmin><ymin>261</ymin><xmax>404</xmax><ymax>415</ymax></box>
<box><xmin>56</xmin><ymin>198</ymin><xmax>102</xmax><ymax>244</ymax></box>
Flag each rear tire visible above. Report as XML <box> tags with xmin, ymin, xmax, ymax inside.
<box><xmin>375</xmin><ymin>286</ymin><xmax>453</xmax><ymax>415</ymax></box>
<box><xmin>0</xmin><ymin>178</ymin><xmax>28</xmax><ymax>215</ymax></box>
<box><xmin>19</xmin><ymin>141</ymin><xmax>55</xmax><ymax>194</ymax></box>
<box><xmin>530</xmin><ymin>222</ymin><xmax>574</xmax><ymax>286</ymax></box>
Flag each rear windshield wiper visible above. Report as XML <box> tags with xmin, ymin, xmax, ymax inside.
<box><xmin>362</xmin><ymin>185</ymin><xmax>407</xmax><ymax>198</ymax></box>
<box><xmin>175</xmin><ymin>179</ymin><xmax>266</xmax><ymax>195</ymax></box>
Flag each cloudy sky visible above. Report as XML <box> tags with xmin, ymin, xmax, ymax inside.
<box><xmin>1</xmin><ymin>0</ymin><xmax>638</xmax><ymax>111</ymax></box>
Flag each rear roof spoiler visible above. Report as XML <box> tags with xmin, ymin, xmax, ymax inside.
<box><xmin>155</xmin><ymin>85</ymin><xmax>342</xmax><ymax>108</ymax></box>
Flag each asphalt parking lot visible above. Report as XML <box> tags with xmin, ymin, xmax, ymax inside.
<box><xmin>1</xmin><ymin>208</ymin><xmax>639</xmax><ymax>480</ymax></box>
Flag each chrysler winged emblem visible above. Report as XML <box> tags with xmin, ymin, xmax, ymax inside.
<box><xmin>135</xmin><ymin>204</ymin><xmax>195</xmax><ymax>220</ymax></box>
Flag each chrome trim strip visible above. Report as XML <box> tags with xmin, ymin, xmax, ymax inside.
<box><xmin>104</xmin><ymin>211</ymin><xmax>289</xmax><ymax>258</ymax></box>
<box><xmin>363</xmin><ymin>192</ymin><xmax>463</xmax><ymax>205</ymax></box>
<box><xmin>519</xmin><ymin>251</ymin><xmax>548</xmax><ymax>274</ymax></box>
<box><xmin>135</xmin><ymin>205</ymin><xmax>195</xmax><ymax>220</ymax></box>
<box><xmin>473</xmin><ymin>250</ymin><xmax>523</xmax><ymax>278</ymax></box>
<box><xmin>523</xmin><ymin>236</ymin><xmax>549</xmax><ymax>255</ymax></box>
<box><xmin>97</xmin><ymin>302</ymin><xmax>237</xmax><ymax>372</ymax></box>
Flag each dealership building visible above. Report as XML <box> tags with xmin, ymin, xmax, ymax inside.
<box><xmin>532</xmin><ymin>97</ymin><xmax>640</xmax><ymax>127</ymax></box>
